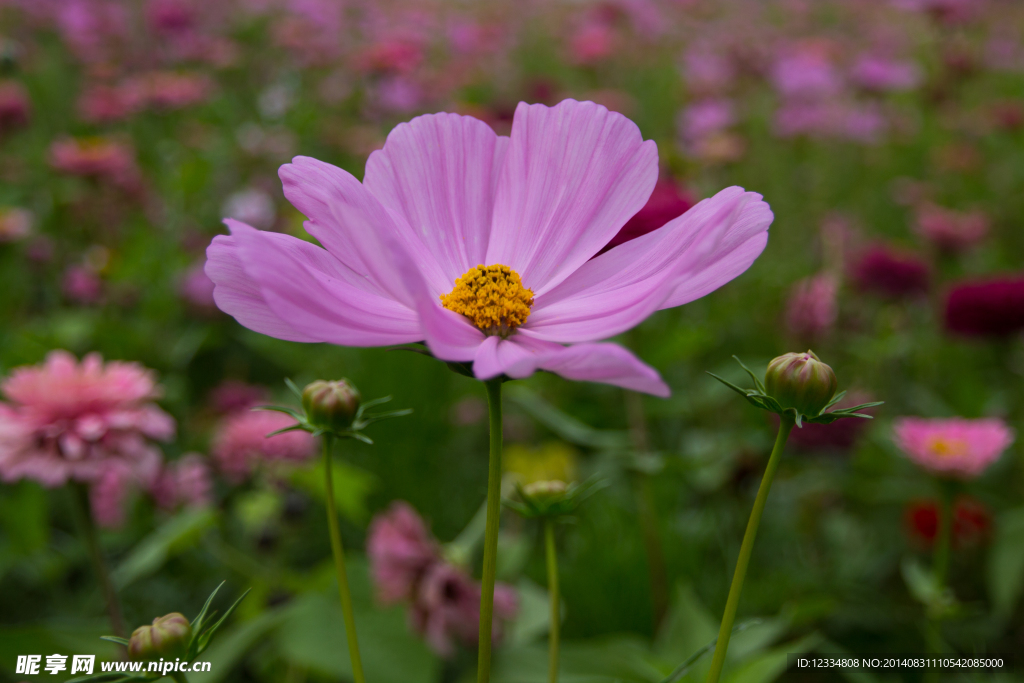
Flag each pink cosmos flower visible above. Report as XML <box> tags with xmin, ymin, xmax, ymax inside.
<box><xmin>0</xmin><ymin>351</ymin><xmax>174</xmax><ymax>487</ymax></box>
<box><xmin>367</xmin><ymin>501</ymin><xmax>442</xmax><ymax>604</ymax></box>
<box><xmin>206</xmin><ymin>100</ymin><xmax>774</xmax><ymax>397</ymax></box>
<box><xmin>850</xmin><ymin>55</ymin><xmax>921</xmax><ymax>92</ymax></box>
<box><xmin>63</xmin><ymin>265</ymin><xmax>103</xmax><ymax>304</ymax></box>
<box><xmin>49</xmin><ymin>137</ymin><xmax>141</xmax><ymax>190</ymax></box>
<box><xmin>211</xmin><ymin>410</ymin><xmax>315</xmax><ymax>481</ymax></box>
<box><xmin>893</xmin><ymin>417</ymin><xmax>1014</xmax><ymax>479</ymax></box>
<box><xmin>771</xmin><ymin>45</ymin><xmax>842</xmax><ymax>99</ymax></box>
<box><xmin>178</xmin><ymin>260</ymin><xmax>218</xmax><ymax>311</ymax></box>
<box><xmin>785</xmin><ymin>273</ymin><xmax>838</xmax><ymax>340</ymax></box>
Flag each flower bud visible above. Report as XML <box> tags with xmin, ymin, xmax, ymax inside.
<box><xmin>302</xmin><ymin>379</ymin><xmax>360</xmax><ymax>432</ymax></box>
<box><xmin>128</xmin><ymin>612</ymin><xmax>192</xmax><ymax>660</ymax></box>
<box><xmin>764</xmin><ymin>351</ymin><xmax>838</xmax><ymax>417</ymax></box>
<box><xmin>521</xmin><ymin>479</ymin><xmax>569</xmax><ymax>505</ymax></box>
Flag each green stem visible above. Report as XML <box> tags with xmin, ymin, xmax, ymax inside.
<box><xmin>71</xmin><ymin>483</ymin><xmax>126</xmax><ymax>638</ymax></box>
<box><xmin>322</xmin><ymin>436</ymin><xmax>366</xmax><ymax>683</ymax></box>
<box><xmin>477</xmin><ymin>378</ymin><xmax>504</xmax><ymax>683</ymax></box>
<box><xmin>933</xmin><ymin>484</ymin><xmax>954</xmax><ymax>587</ymax></box>
<box><xmin>545</xmin><ymin>520</ymin><xmax>560</xmax><ymax>683</ymax></box>
<box><xmin>705</xmin><ymin>418</ymin><xmax>793</xmax><ymax>683</ymax></box>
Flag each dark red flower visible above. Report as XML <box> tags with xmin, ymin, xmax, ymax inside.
<box><xmin>850</xmin><ymin>244</ymin><xmax>930</xmax><ymax>298</ymax></box>
<box><xmin>602</xmin><ymin>178</ymin><xmax>695</xmax><ymax>252</ymax></box>
<box><xmin>905</xmin><ymin>496</ymin><xmax>993</xmax><ymax>548</ymax></box>
<box><xmin>944</xmin><ymin>276</ymin><xmax>1024</xmax><ymax>337</ymax></box>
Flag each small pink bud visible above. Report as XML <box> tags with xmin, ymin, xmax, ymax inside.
<box><xmin>302</xmin><ymin>379</ymin><xmax>360</xmax><ymax>432</ymax></box>
<box><xmin>764</xmin><ymin>351</ymin><xmax>838</xmax><ymax>417</ymax></box>
<box><xmin>128</xmin><ymin>612</ymin><xmax>192</xmax><ymax>660</ymax></box>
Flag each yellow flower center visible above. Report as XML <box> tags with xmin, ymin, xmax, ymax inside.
<box><xmin>440</xmin><ymin>264</ymin><xmax>534</xmax><ymax>337</ymax></box>
<box><xmin>926</xmin><ymin>436</ymin><xmax>969</xmax><ymax>459</ymax></box>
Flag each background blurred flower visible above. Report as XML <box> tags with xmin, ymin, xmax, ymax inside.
<box><xmin>893</xmin><ymin>417</ymin><xmax>1014</xmax><ymax>479</ymax></box>
<box><xmin>0</xmin><ymin>351</ymin><xmax>174</xmax><ymax>487</ymax></box>
<box><xmin>221</xmin><ymin>188</ymin><xmax>276</xmax><ymax>231</ymax></box>
<box><xmin>784</xmin><ymin>273</ymin><xmax>838</xmax><ymax>340</ymax></box>
<box><xmin>149</xmin><ymin>453</ymin><xmax>212</xmax><ymax>511</ymax></box>
<box><xmin>905</xmin><ymin>496</ymin><xmax>993</xmax><ymax>548</ymax></box>
<box><xmin>63</xmin><ymin>265</ymin><xmax>103</xmax><ymax>304</ymax></box>
<box><xmin>850</xmin><ymin>55</ymin><xmax>920</xmax><ymax>92</ymax></box>
<box><xmin>49</xmin><ymin>136</ymin><xmax>141</xmax><ymax>189</ymax></box>
<box><xmin>367</xmin><ymin>501</ymin><xmax>441</xmax><ymax>604</ymax></box>
<box><xmin>850</xmin><ymin>244</ymin><xmax>930</xmax><ymax>298</ymax></box>
<box><xmin>211</xmin><ymin>410</ymin><xmax>315</xmax><ymax>481</ymax></box>
<box><xmin>914</xmin><ymin>203</ymin><xmax>988</xmax><ymax>253</ymax></box>
<box><xmin>0</xmin><ymin>207</ymin><xmax>32</xmax><ymax>242</ymax></box>
<box><xmin>944</xmin><ymin>276</ymin><xmax>1024</xmax><ymax>337</ymax></box>
<box><xmin>208</xmin><ymin>380</ymin><xmax>268</xmax><ymax>415</ymax></box>
<box><xmin>602</xmin><ymin>177</ymin><xmax>695</xmax><ymax>251</ymax></box>
<box><xmin>0</xmin><ymin>80</ymin><xmax>31</xmax><ymax>130</ymax></box>
<box><xmin>178</xmin><ymin>259</ymin><xmax>218</xmax><ymax>311</ymax></box>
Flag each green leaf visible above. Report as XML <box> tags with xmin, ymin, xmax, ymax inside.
<box><xmin>658</xmin><ymin>619</ymin><xmax>764</xmax><ymax>683</ymax></box>
<box><xmin>189</xmin><ymin>609</ymin><xmax>286</xmax><ymax>683</ymax></box>
<box><xmin>112</xmin><ymin>508</ymin><xmax>217</xmax><ymax>589</ymax></box>
<box><xmin>99</xmin><ymin>635</ymin><xmax>130</xmax><ymax>646</ymax></box>
<box><xmin>196</xmin><ymin>588</ymin><xmax>252</xmax><ymax>656</ymax></box>
<box><xmin>722</xmin><ymin>633</ymin><xmax>822</xmax><ymax>683</ymax></box>
<box><xmin>506</xmin><ymin>384</ymin><xmax>629</xmax><ymax>450</ymax></box>
<box><xmin>191</xmin><ymin>581</ymin><xmax>226</xmax><ymax>636</ymax></box>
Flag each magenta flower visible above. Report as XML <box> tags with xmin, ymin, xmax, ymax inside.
<box><xmin>410</xmin><ymin>561</ymin><xmax>518</xmax><ymax>658</ymax></box>
<box><xmin>944</xmin><ymin>276</ymin><xmax>1024</xmax><ymax>337</ymax></box>
<box><xmin>206</xmin><ymin>100</ymin><xmax>773</xmax><ymax>397</ymax></box>
<box><xmin>367</xmin><ymin>501</ymin><xmax>442</xmax><ymax>604</ymax></box>
<box><xmin>211</xmin><ymin>410</ymin><xmax>315</xmax><ymax>481</ymax></box>
<box><xmin>0</xmin><ymin>351</ymin><xmax>174</xmax><ymax>488</ymax></box>
<box><xmin>850</xmin><ymin>243</ymin><xmax>929</xmax><ymax>298</ymax></box>
<box><xmin>0</xmin><ymin>80</ymin><xmax>31</xmax><ymax>131</ymax></box>
<box><xmin>893</xmin><ymin>417</ymin><xmax>1014</xmax><ymax>479</ymax></box>
<box><xmin>602</xmin><ymin>177</ymin><xmax>694</xmax><ymax>252</ymax></box>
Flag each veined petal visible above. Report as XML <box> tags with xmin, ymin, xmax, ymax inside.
<box><xmin>525</xmin><ymin>188</ymin><xmax>772</xmax><ymax>342</ymax></box>
<box><xmin>471</xmin><ymin>334</ymin><xmax>563</xmax><ymax>381</ymax></box>
<box><xmin>279</xmin><ymin>156</ymin><xmax>450</xmax><ymax>300</ymax></box>
<box><xmin>533</xmin><ymin>341</ymin><xmax>670</xmax><ymax>397</ymax></box>
<box><xmin>486</xmin><ymin>99</ymin><xmax>658</xmax><ymax>296</ymax></box>
<box><xmin>206</xmin><ymin>222</ymin><xmax>318</xmax><ymax>343</ymax></box>
<box><xmin>226</xmin><ymin>222</ymin><xmax>422</xmax><ymax>346</ymax></box>
<box><xmin>364</xmin><ymin>113</ymin><xmax>509</xmax><ymax>283</ymax></box>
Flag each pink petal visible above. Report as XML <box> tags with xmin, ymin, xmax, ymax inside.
<box><xmin>525</xmin><ymin>187</ymin><xmax>772</xmax><ymax>342</ymax></box>
<box><xmin>533</xmin><ymin>341</ymin><xmax>670</xmax><ymax>397</ymax></box>
<box><xmin>206</xmin><ymin>227</ymin><xmax>320</xmax><ymax>343</ymax></box>
<box><xmin>364</xmin><ymin>113</ymin><xmax>509</xmax><ymax>284</ymax></box>
<box><xmin>471</xmin><ymin>334</ymin><xmax>563</xmax><ymax>381</ymax></box>
<box><xmin>486</xmin><ymin>99</ymin><xmax>658</xmax><ymax>296</ymax></box>
<box><xmin>226</xmin><ymin>221</ymin><xmax>422</xmax><ymax>346</ymax></box>
<box><xmin>279</xmin><ymin>156</ymin><xmax>450</xmax><ymax>299</ymax></box>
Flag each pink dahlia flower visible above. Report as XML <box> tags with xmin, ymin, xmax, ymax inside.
<box><xmin>211</xmin><ymin>410</ymin><xmax>315</xmax><ymax>481</ymax></box>
<box><xmin>410</xmin><ymin>561</ymin><xmax>518</xmax><ymax>658</ymax></box>
<box><xmin>893</xmin><ymin>417</ymin><xmax>1014</xmax><ymax>479</ymax></box>
<box><xmin>206</xmin><ymin>99</ymin><xmax>774</xmax><ymax>397</ymax></box>
<box><xmin>0</xmin><ymin>351</ymin><xmax>174</xmax><ymax>487</ymax></box>
<box><xmin>367</xmin><ymin>501</ymin><xmax>442</xmax><ymax>604</ymax></box>
<box><xmin>149</xmin><ymin>453</ymin><xmax>212</xmax><ymax>511</ymax></box>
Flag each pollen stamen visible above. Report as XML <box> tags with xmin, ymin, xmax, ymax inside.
<box><xmin>440</xmin><ymin>264</ymin><xmax>534</xmax><ymax>337</ymax></box>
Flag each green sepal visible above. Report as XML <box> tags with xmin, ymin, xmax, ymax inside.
<box><xmin>503</xmin><ymin>478</ymin><xmax>607</xmax><ymax>521</ymax></box>
<box><xmin>99</xmin><ymin>635</ymin><xmax>130</xmax><ymax>646</ymax></box>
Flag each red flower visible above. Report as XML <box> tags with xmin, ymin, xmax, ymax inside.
<box><xmin>905</xmin><ymin>497</ymin><xmax>993</xmax><ymax>548</ymax></box>
<box><xmin>944</xmin><ymin>276</ymin><xmax>1024</xmax><ymax>337</ymax></box>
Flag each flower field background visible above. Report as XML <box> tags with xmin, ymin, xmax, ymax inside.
<box><xmin>0</xmin><ymin>1</ymin><xmax>1023</xmax><ymax>682</ymax></box>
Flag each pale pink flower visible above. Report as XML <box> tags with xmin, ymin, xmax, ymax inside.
<box><xmin>914</xmin><ymin>203</ymin><xmax>988</xmax><ymax>253</ymax></box>
<box><xmin>78</xmin><ymin>84</ymin><xmax>141</xmax><ymax>124</ymax></box>
<box><xmin>206</xmin><ymin>100</ymin><xmax>774</xmax><ymax>397</ymax></box>
<box><xmin>785</xmin><ymin>273</ymin><xmax>838</xmax><ymax>340</ymax></box>
<box><xmin>122</xmin><ymin>72</ymin><xmax>211</xmax><ymax>111</ymax></box>
<box><xmin>0</xmin><ymin>207</ymin><xmax>33</xmax><ymax>243</ymax></box>
<box><xmin>850</xmin><ymin>55</ymin><xmax>920</xmax><ymax>92</ymax></box>
<box><xmin>90</xmin><ymin>463</ymin><xmax>131</xmax><ymax>528</ymax></box>
<box><xmin>0</xmin><ymin>351</ymin><xmax>174</xmax><ymax>488</ymax></box>
<box><xmin>179</xmin><ymin>260</ymin><xmax>218</xmax><ymax>311</ymax></box>
<box><xmin>211</xmin><ymin>410</ymin><xmax>315</xmax><ymax>481</ymax></box>
<box><xmin>63</xmin><ymin>265</ymin><xmax>102</xmax><ymax>304</ymax></box>
<box><xmin>680</xmin><ymin>98</ymin><xmax>735</xmax><ymax>144</ymax></box>
<box><xmin>221</xmin><ymin>188</ymin><xmax>275</xmax><ymax>231</ymax></box>
<box><xmin>149</xmin><ymin>453</ymin><xmax>212</xmax><ymax>511</ymax></box>
<box><xmin>49</xmin><ymin>137</ymin><xmax>141</xmax><ymax>189</ymax></box>
<box><xmin>367</xmin><ymin>501</ymin><xmax>441</xmax><ymax>604</ymax></box>
<box><xmin>681</xmin><ymin>48</ymin><xmax>736</xmax><ymax>93</ymax></box>
<box><xmin>568</xmin><ymin>19</ymin><xmax>617</xmax><ymax>65</ymax></box>
<box><xmin>208</xmin><ymin>380</ymin><xmax>268</xmax><ymax>414</ymax></box>
<box><xmin>772</xmin><ymin>45</ymin><xmax>842</xmax><ymax>99</ymax></box>
<box><xmin>893</xmin><ymin>417</ymin><xmax>1015</xmax><ymax>479</ymax></box>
